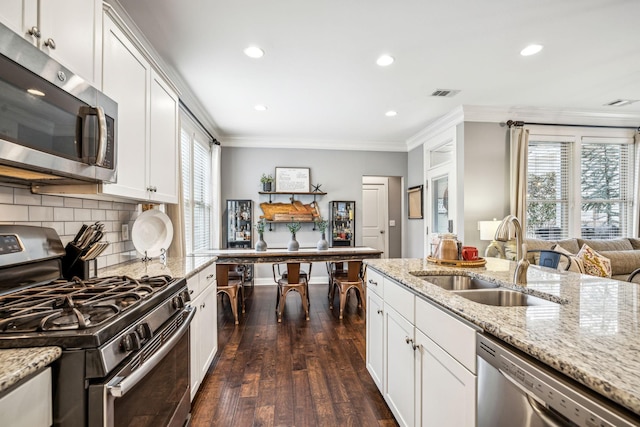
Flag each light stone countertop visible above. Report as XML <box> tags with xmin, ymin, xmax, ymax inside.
<box><xmin>97</xmin><ymin>255</ymin><xmax>217</xmax><ymax>280</ymax></box>
<box><xmin>0</xmin><ymin>347</ymin><xmax>61</xmax><ymax>394</ymax></box>
<box><xmin>365</xmin><ymin>257</ymin><xmax>640</xmax><ymax>417</ymax></box>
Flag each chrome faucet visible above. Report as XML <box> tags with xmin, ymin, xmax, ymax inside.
<box><xmin>494</xmin><ymin>215</ymin><xmax>529</xmax><ymax>285</ymax></box>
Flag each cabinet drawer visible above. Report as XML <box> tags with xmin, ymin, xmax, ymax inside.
<box><xmin>365</xmin><ymin>268</ymin><xmax>384</xmax><ymax>297</ymax></box>
<box><xmin>198</xmin><ymin>264</ymin><xmax>216</xmax><ymax>291</ymax></box>
<box><xmin>384</xmin><ymin>278</ymin><xmax>414</xmax><ymax>324</ymax></box>
<box><xmin>415</xmin><ymin>296</ymin><xmax>477</xmax><ymax>373</ymax></box>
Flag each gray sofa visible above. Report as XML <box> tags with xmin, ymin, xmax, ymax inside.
<box><xmin>487</xmin><ymin>237</ymin><xmax>640</xmax><ymax>283</ymax></box>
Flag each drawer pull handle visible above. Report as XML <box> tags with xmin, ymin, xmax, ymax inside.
<box><xmin>368</xmin><ymin>279</ymin><xmax>378</xmax><ymax>286</ymax></box>
<box><xmin>377</xmin><ymin>309</ymin><xmax>383</xmax><ymax>315</ymax></box>
<box><xmin>206</xmin><ymin>274</ymin><xmax>214</xmax><ymax>280</ymax></box>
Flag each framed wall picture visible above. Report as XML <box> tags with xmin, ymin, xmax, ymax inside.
<box><xmin>408</xmin><ymin>185</ymin><xmax>423</xmax><ymax>219</ymax></box>
<box><xmin>275</xmin><ymin>167</ymin><xmax>310</xmax><ymax>192</ymax></box>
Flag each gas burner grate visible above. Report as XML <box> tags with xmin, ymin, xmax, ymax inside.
<box><xmin>0</xmin><ymin>275</ymin><xmax>174</xmax><ymax>332</ymax></box>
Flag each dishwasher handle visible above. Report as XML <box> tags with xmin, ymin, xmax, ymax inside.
<box><xmin>498</xmin><ymin>368</ymin><xmax>568</xmax><ymax>427</ymax></box>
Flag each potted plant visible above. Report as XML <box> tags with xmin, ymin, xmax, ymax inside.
<box><xmin>260</xmin><ymin>173</ymin><xmax>274</xmax><ymax>192</ymax></box>
<box><xmin>286</xmin><ymin>219</ymin><xmax>301</xmax><ymax>251</ymax></box>
<box><xmin>255</xmin><ymin>218</ymin><xmax>267</xmax><ymax>251</ymax></box>
<box><xmin>315</xmin><ymin>218</ymin><xmax>329</xmax><ymax>250</ymax></box>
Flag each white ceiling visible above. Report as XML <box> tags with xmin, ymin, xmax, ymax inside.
<box><xmin>116</xmin><ymin>0</ymin><xmax>640</xmax><ymax>149</ymax></box>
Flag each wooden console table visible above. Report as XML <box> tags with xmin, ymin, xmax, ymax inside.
<box><xmin>198</xmin><ymin>246</ymin><xmax>382</xmax><ymax>264</ymax></box>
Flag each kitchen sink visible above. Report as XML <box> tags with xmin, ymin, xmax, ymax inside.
<box><xmin>416</xmin><ymin>274</ymin><xmax>500</xmax><ymax>291</ymax></box>
<box><xmin>452</xmin><ymin>289</ymin><xmax>558</xmax><ymax>306</ymax></box>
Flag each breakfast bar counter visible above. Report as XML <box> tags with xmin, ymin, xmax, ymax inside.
<box><xmin>365</xmin><ymin>257</ymin><xmax>640</xmax><ymax>417</ymax></box>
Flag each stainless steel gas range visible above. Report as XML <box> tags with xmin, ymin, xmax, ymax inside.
<box><xmin>0</xmin><ymin>225</ymin><xmax>194</xmax><ymax>427</ymax></box>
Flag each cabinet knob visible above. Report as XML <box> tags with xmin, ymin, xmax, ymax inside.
<box><xmin>44</xmin><ymin>38</ymin><xmax>56</xmax><ymax>50</ymax></box>
<box><xmin>405</xmin><ymin>337</ymin><xmax>413</xmax><ymax>345</ymax></box>
<box><xmin>28</xmin><ymin>26</ymin><xmax>41</xmax><ymax>38</ymax></box>
<box><xmin>201</xmin><ymin>302</ymin><xmax>206</xmax><ymax>309</ymax></box>
<box><xmin>377</xmin><ymin>309</ymin><xmax>383</xmax><ymax>315</ymax></box>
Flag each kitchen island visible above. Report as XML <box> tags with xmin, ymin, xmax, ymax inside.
<box><xmin>365</xmin><ymin>257</ymin><xmax>640</xmax><ymax>420</ymax></box>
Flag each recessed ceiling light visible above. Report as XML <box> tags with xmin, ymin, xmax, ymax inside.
<box><xmin>520</xmin><ymin>44</ymin><xmax>543</xmax><ymax>56</ymax></box>
<box><xmin>27</xmin><ymin>88</ymin><xmax>45</xmax><ymax>96</ymax></box>
<box><xmin>376</xmin><ymin>54</ymin><xmax>394</xmax><ymax>67</ymax></box>
<box><xmin>385</xmin><ymin>110</ymin><xmax>397</xmax><ymax>117</ymax></box>
<box><xmin>254</xmin><ymin>104</ymin><xmax>268</xmax><ymax>111</ymax></box>
<box><xmin>244</xmin><ymin>46</ymin><xmax>264</xmax><ymax>58</ymax></box>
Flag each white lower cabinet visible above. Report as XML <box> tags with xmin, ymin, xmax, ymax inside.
<box><xmin>189</xmin><ymin>265</ymin><xmax>218</xmax><ymax>401</ymax></box>
<box><xmin>415</xmin><ymin>329</ymin><xmax>476</xmax><ymax>426</ymax></box>
<box><xmin>366</xmin><ymin>290</ymin><xmax>384</xmax><ymax>390</ymax></box>
<box><xmin>0</xmin><ymin>367</ymin><xmax>52</xmax><ymax>427</ymax></box>
<box><xmin>366</xmin><ymin>268</ymin><xmax>478</xmax><ymax>427</ymax></box>
<box><xmin>384</xmin><ymin>304</ymin><xmax>416</xmax><ymax>427</ymax></box>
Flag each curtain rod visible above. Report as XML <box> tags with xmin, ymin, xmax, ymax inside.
<box><xmin>505</xmin><ymin>119</ymin><xmax>640</xmax><ymax>131</ymax></box>
<box><xmin>178</xmin><ymin>100</ymin><xmax>220</xmax><ymax>145</ymax></box>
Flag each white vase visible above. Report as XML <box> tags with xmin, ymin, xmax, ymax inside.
<box><xmin>288</xmin><ymin>233</ymin><xmax>299</xmax><ymax>251</ymax></box>
<box><xmin>317</xmin><ymin>232</ymin><xmax>328</xmax><ymax>250</ymax></box>
<box><xmin>256</xmin><ymin>232</ymin><xmax>267</xmax><ymax>251</ymax></box>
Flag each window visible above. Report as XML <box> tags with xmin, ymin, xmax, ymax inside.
<box><xmin>526</xmin><ymin>127</ymin><xmax>635</xmax><ymax>240</ymax></box>
<box><xmin>181</xmin><ymin>113</ymin><xmax>212</xmax><ymax>253</ymax></box>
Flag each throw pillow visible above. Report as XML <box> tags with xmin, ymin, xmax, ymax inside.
<box><xmin>551</xmin><ymin>244</ymin><xmax>584</xmax><ymax>273</ymax></box>
<box><xmin>576</xmin><ymin>244</ymin><xmax>612</xmax><ymax>278</ymax></box>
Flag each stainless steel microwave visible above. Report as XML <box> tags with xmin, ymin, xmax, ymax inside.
<box><xmin>0</xmin><ymin>22</ymin><xmax>117</xmax><ymax>186</ymax></box>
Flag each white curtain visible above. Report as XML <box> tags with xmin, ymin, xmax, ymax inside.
<box><xmin>633</xmin><ymin>131</ymin><xmax>640</xmax><ymax>236</ymax></box>
<box><xmin>211</xmin><ymin>144</ymin><xmax>222</xmax><ymax>249</ymax></box>
<box><xmin>510</xmin><ymin>126</ymin><xmax>529</xmax><ymax>229</ymax></box>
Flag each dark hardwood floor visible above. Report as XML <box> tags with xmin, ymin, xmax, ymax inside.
<box><xmin>190</xmin><ymin>282</ymin><xmax>398</xmax><ymax>427</ymax></box>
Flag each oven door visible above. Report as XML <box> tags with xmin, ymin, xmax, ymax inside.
<box><xmin>88</xmin><ymin>306</ymin><xmax>195</xmax><ymax>427</ymax></box>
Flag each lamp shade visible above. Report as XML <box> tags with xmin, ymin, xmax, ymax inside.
<box><xmin>478</xmin><ymin>220</ymin><xmax>502</xmax><ymax>241</ymax></box>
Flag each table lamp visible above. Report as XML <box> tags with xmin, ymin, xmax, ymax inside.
<box><xmin>478</xmin><ymin>219</ymin><xmax>503</xmax><ymax>258</ymax></box>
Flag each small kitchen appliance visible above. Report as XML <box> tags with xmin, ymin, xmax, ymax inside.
<box><xmin>0</xmin><ymin>225</ymin><xmax>193</xmax><ymax>427</ymax></box>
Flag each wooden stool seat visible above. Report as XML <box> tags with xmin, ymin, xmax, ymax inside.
<box><xmin>216</xmin><ymin>264</ymin><xmax>245</xmax><ymax>324</ymax></box>
<box><xmin>329</xmin><ymin>260</ymin><xmax>366</xmax><ymax>319</ymax></box>
<box><xmin>273</xmin><ymin>262</ymin><xmax>310</xmax><ymax>322</ymax></box>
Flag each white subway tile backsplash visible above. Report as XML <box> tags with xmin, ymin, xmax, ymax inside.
<box><xmin>64</xmin><ymin>198</ymin><xmax>83</xmax><ymax>208</ymax></box>
<box><xmin>0</xmin><ymin>184</ymin><xmax>141</xmax><ymax>269</ymax></box>
<box><xmin>0</xmin><ymin>204</ymin><xmax>29</xmax><ymax>221</ymax></box>
<box><xmin>14</xmin><ymin>188</ymin><xmax>41</xmax><ymax>205</ymax></box>
<box><xmin>0</xmin><ymin>186</ymin><xmax>12</xmax><ymax>203</ymax></box>
<box><xmin>83</xmin><ymin>200</ymin><xmax>99</xmax><ymax>209</ymax></box>
<box><xmin>53</xmin><ymin>207</ymin><xmax>75</xmax><ymax>221</ymax></box>
<box><xmin>28</xmin><ymin>206</ymin><xmax>54</xmax><ymax>222</ymax></box>
<box><xmin>74</xmin><ymin>209</ymin><xmax>93</xmax><ymax>221</ymax></box>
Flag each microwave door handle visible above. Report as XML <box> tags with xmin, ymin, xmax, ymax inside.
<box><xmin>94</xmin><ymin>106</ymin><xmax>108</xmax><ymax>167</ymax></box>
<box><xmin>106</xmin><ymin>306</ymin><xmax>195</xmax><ymax>398</ymax></box>
<box><xmin>77</xmin><ymin>106</ymin><xmax>94</xmax><ymax>163</ymax></box>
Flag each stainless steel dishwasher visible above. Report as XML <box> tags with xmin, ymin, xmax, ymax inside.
<box><xmin>477</xmin><ymin>333</ymin><xmax>640</xmax><ymax>427</ymax></box>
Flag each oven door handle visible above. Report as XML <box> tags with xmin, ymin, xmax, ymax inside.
<box><xmin>107</xmin><ymin>306</ymin><xmax>196</xmax><ymax>398</ymax></box>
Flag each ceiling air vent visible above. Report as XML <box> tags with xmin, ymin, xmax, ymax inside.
<box><xmin>430</xmin><ymin>89</ymin><xmax>460</xmax><ymax>98</ymax></box>
<box><xmin>604</xmin><ymin>99</ymin><xmax>638</xmax><ymax>107</ymax></box>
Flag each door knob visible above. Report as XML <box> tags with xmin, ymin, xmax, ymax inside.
<box><xmin>380</xmin><ymin>230</ymin><xmax>385</xmax><ymax>234</ymax></box>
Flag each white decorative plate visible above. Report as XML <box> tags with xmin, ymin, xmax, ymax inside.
<box><xmin>132</xmin><ymin>209</ymin><xmax>174</xmax><ymax>257</ymax></box>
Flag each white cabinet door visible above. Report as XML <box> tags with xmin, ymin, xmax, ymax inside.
<box><xmin>384</xmin><ymin>304</ymin><xmax>416</xmax><ymax>427</ymax></box>
<box><xmin>0</xmin><ymin>0</ymin><xmax>36</xmax><ymax>37</ymax></box>
<box><xmin>190</xmin><ymin>266</ymin><xmax>218</xmax><ymax>401</ymax></box>
<box><xmin>416</xmin><ymin>329</ymin><xmax>476</xmax><ymax>427</ymax></box>
<box><xmin>38</xmin><ymin>0</ymin><xmax>102</xmax><ymax>85</ymax></box>
<box><xmin>101</xmin><ymin>15</ymin><xmax>150</xmax><ymax>202</ymax></box>
<box><xmin>148</xmin><ymin>70</ymin><xmax>179</xmax><ymax>204</ymax></box>
<box><xmin>366</xmin><ymin>290</ymin><xmax>384</xmax><ymax>391</ymax></box>
<box><xmin>0</xmin><ymin>367</ymin><xmax>52</xmax><ymax>427</ymax></box>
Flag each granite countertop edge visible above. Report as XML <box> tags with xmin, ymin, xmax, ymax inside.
<box><xmin>365</xmin><ymin>257</ymin><xmax>640</xmax><ymax>417</ymax></box>
<box><xmin>0</xmin><ymin>347</ymin><xmax>62</xmax><ymax>394</ymax></box>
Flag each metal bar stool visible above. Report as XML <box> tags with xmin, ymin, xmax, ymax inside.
<box><xmin>216</xmin><ymin>263</ymin><xmax>245</xmax><ymax>324</ymax></box>
<box><xmin>329</xmin><ymin>260</ymin><xmax>366</xmax><ymax>319</ymax></box>
<box><xmin>272</xmin><ymin>262</ymin><xmax>310</xmax><ymax>322</ymax></box>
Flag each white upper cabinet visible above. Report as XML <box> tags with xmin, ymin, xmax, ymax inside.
<box><xmin>101</xmin><ymin>10</ymin><xmax>179</xmax><ymax>204</ymax></box>
<box><xmin>0</xmin><ymin>0</ymin><xmax>102</xmax><ymax>86</ymax></box>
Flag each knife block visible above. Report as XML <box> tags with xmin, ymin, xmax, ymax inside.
<box><xmin>62</xmin><ymin>243</ymin><xmax>97</xmax><ymax>280</ymax></box>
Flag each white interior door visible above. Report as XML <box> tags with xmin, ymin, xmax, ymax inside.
<box><xmin>362</xmin><ymin>177</ymin><xmax>388</xmax><ymax>258</ymax></box>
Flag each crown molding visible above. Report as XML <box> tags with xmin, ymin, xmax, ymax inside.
<box><xmin>221</xmin><ymin>136</ymin><xmax>407</xmax><ymax>152</ymax></box>
<box><xmin>405</xmin><ymin>104</ymin><xmax>640</xmax><ymax>151</ymax></box>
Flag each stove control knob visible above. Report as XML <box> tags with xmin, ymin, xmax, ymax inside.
<box><xmin>121</xmin><ymin>332</ymin><xmax>141</xmax><ymax>352</ymax></box>
<box><xmin>136</xmin><ymin>323</ymin><xmax>152</xmax><ymax>341</ymax></box>
<box><xmin>172</xmin><ymin>295</ymin><xmax>185</xmax><ymax>310</ymax></box>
